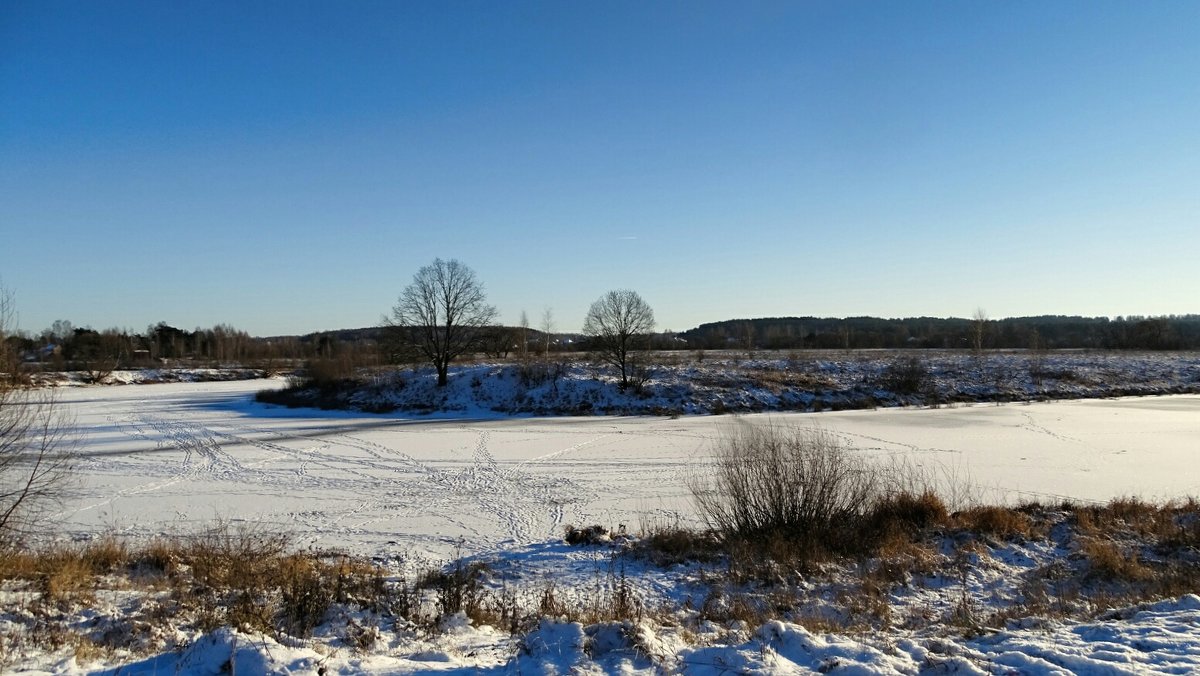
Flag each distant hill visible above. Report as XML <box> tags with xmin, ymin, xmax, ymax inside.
<box><xmin>678</xmin><ymin>315</ymin><xmax>1200</xmax><ymax>351</ymax></box>
<box><xmin>261</xmin><ymin>327</ymin><xmax>389</xmax><ymax>344</ymax></box>
<box><xmin>265</xmin><ymin>314</ymin><xmax>1200</xmax><ymax>352</ymax></box>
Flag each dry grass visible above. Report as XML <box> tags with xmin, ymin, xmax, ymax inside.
<box><xmin>1072</xmin><ymin>497</ymin><xmax>1200</xmax><ymax>546</ymax></box>
<box><xmin>684</xmin><ymin>440</ymin><xmax>1200</xmax><ymax>636</ymax></box>
<box><xmin>0</xmin><ymin>548</ymin><xmax>36</xmax><ymax>579</ymax></box>
<box><xmin>419</xmin><ymin>557</ymin><xmax>487</xmax><ymax>620</ymax></box>
<box><xmin>952</xmin><ymin>506</ymin><xmax>1035</xmax><ymax>539</ymax></box>
<box><xmin>1080</xmin><ymin>539</ymin><xmax>1153</xmax><ymax>583</ymax></box>
<box><xmin>864</xmin><ymin>536</ymin><xmax>940</xmax><ymax>589</ymax></box>
<box><xmin>3</xmin><ymin>491</ymin><xmax>1200</xmax><ymax>670</ymax></box>
<box><xmin>0</xmin><ymin>537</ymin><xmax>129</xmax><ymax>607</ymax></box>
<box><xmin>690</xmin><ymin>424</ymin><xmax>961</xmax><ymax>579</ymax></box>
<box><xmin>865</xmin><ymin>491</ymin><xmax>950</xmax><ymax>540</ymax></box>
<box><xmin>631</xmin><ymin>524</ymin><xmax>722</xmax><ymax>566</ymax></box>
<box><xmin>0</xmin><ymin>524</ymin><xmax>396</xmax><ymax>666</ymax></box>
<box><xmin>698</xmin><ymin>586</ymin><xmax>766</xmax><ymax>627</ymax></box>
<box><xmin>742</xmin><ymin>365</ymin><xmax>835</xmax><ymax>393</ymax></box>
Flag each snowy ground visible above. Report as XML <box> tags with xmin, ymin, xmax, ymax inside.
<box><xmin>28</xmin><ymin>594</ymin><xmax>1200</xmax><ymax>675</ymax></box>
<box><xmin>56</xmin><ymin>379</ymin><xmax>1200</xmax><ymax>563</ymax></box>
<box><xmin>12</xmin><ymin>377</ymin><xmax>1200</xmax><ymax>674</ymax></box>
<box><xmin>33</xmin><ymin>368</ymin><xmax>266</xmax><ymax>387</ymax></box>
<box><xmin>279</xmin><ymin>351</ymin><xmax>1200</xmax><ymax>416</ymax></box>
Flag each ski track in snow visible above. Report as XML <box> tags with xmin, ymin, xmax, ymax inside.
<box><xmin>65</xmin><ymin>392</ymin><xmax>616</xmax><ymax>556</ymax></box>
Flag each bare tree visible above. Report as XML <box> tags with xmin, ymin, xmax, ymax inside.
<box><xmin>540</xmin><ymin>307</ymin><xmax>555</xmax><ymax>356</ymax></box>
<box><xmin>388</xmin><ymin>259</ymin><xmax>497</xmax><ymax>387</ymax></box>
<box><xmin>971</xmin><ymin>308</ymin><xmax>988</xmax><ymax>356</ymax></box>
<box><xmin>581</xmin><ymin>289</ymin><xmax>655</xmax><ymax>389</ymax></box>
<box><xmin>1027</xmin><ymin>327</ymin><xmax>1047</xmax><ymax>389</ymax></box>
<box><xmin>0</xmin><ymin>285</ymin><xmax>74</xmax><ymax>545</ymax></box>
<box><xmin>518</xmin><ymin>310</ymin><xmax>530</xmax><ymax>360</ymax></box>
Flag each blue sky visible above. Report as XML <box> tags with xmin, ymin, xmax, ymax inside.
<box><xmin>2</xmin><ymin>1</ymin><xmax>1197</xmax><ymax>336</ymax></box>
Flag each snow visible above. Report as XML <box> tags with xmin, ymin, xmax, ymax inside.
<box><xmin>19</xmin><ymin>600</ymin><xmax>1200</xmax><ymax>674</ymax></box>
<box><xmin>53</xmin><ymin>379</ymin><xmax>1200</xmax><ymax>561</ymax></box>
<box><xmin>673</xmin><ymin>598</ymin><xmax>1200</xmax><ymax>674</ymax></box>
<box><xmin>290</xmin><ymin>352</ymin><xmax>1200</xmax><ymax>416</ymax></box>
<box><xmin>34</xmin><ymin>368</ymin><xmax>266</xmax><ymax>387</ymax></box>
<box><xmin>8</xmin><ymin>369</ymin><xmax>1200</xmax><ymax>674</ymax></box>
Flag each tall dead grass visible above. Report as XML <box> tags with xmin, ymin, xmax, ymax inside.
<box><xmin>0</xmin><ymin>523</ymin><xmax>395</xmax><ymax>663</ymax></box>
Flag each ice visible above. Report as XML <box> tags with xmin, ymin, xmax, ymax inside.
<box><xmin>11</xmin><ymin>375</ymin><xmax>1199</xmax><ymax>674</ymax></box>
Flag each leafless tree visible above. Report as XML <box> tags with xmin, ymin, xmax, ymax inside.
<box><xmin>0</xmin><ymin>285</ymin><xmax>74</xmax><ymax>545</ymax></box>
<box><xmin>581</xmin><ymin>289</ymin><xmax>655</xmax><ymax>389</ymax></box>
<box><xmin>1027</xmin><ymin>328</ymin><xmax>1047</xmax><ymax>388</ymax></box>
<box><xmin>540</xmin><ymin>307</ymin><xmax>555</xmax><ymax>356</ymax></box>
<box><xmin>518</xmin><ymin>310</ymin><xmax>530</xmax><ymax>360</ymax></box>
<box><xmin>388</xmin><ymin>259</ymin><xmax>497</xmax><ymax>386</ymax></box>
<box><xmin>971</xmin><ymin>308</ymin><xmax>988</xmax><ymax>356</ymax></box>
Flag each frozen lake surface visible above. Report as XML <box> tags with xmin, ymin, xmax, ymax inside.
<box><xmin>56</xmin><ymin>379</ymin><xmax>1200</xmax><ymax>561</ymax></box>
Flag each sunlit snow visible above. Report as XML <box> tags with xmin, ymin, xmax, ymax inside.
<box><xmin>56</xmin><ymin>379</ymin><xmax>1200</xmax><ymax>562</ymax></box>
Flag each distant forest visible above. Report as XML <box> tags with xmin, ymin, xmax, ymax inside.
<box><xmin>677</xmin><ymin>315</ymin><xmax>1200</xmax><ymax>351</ymax></box>
<box><xmin>5</xmin><ymin>314</ymin><xmax>1199</xmax><ymax>375</ymax></box>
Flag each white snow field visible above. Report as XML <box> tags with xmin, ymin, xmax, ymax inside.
<box><xmin>58</xmin><ymin>379</ymin><xmax>1200</xmax><ymax>562</ymax></box>
<box><xmin>22</xmin><ymin>379</ymin><xmax>1200</xmax><ymax>675</ymax></box>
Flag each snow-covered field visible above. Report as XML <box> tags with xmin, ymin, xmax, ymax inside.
<box><xmin>15</xmin><ymin>379</ymin><xmax>1200</xmax><ymax>674</ymax></box>
<box><xmin>275</xmin><ymin>351</ymin><xmax>1200</xmax><ymax>416</ymax></box>
<box><xmin>57</xmin><ymin>379</ymin><xmax>1200</xmax><ymax>562</ymax></box>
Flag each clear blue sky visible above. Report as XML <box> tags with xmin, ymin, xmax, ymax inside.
<box><xmin>2</xmin><ymin>1</ymin><xmax>1197</xmax><ymax>336</ymax></box>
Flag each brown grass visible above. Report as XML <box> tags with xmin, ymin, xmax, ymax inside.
<box><xmin>631</xmin><ymin>525</ymin><xmax>722</xmax><ymax>566</ymax></box>
<box><xmin>864</xmin><ymin>491</ymin><xmax>949</xmax><ymax>541</ymax></box>
<box><xmin>698</xmin><ymin>586</ymin><xmax>765</xmax><ymax>627</ymax></box>
<box><xmin>1072</xmin><ymin>497</ymin><xmax>1200</xmax><ymax>547</ymax></box>
<box><xmin>3</xmin><ymin>494</ymin><xmax>1199</xmax><ymax>668</ymax></box>
<box><xmin>953</xmin><ymin>506</ymin><xmax>1034</xmax><ymax>539</ymax></box>
<box><xmin>0</xmin><ymin>524</ymin><xmax>395</xmax><ymax>661</ymax></box>
<box><xmin>1080</xmin><ymin>539</ymin><xmax>1153</xmax><ymax>583</ymax></box>
<box><xmin>864</xmin><ymin>536</ymin><xmax>940</xmax><ymax>589</ymax></box>
<box><xmin>743</xmin><ymin>366</ymin><xmax>835</xmax><ymax>393</ymax></box>
<box><xmin>0</xmin><ymin>537</ymin><xmax>130</xmax><ymax>606</ymax></box>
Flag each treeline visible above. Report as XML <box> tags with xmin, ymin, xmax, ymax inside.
<box><xmin>679</xmin><ymin>315</ymin><xmax>1200</xmax><ymax>351</ymax></box>
<box><xmin>3</xmin><ymin>321</ymin><xmax>385</xmax><ymax>372</ymax></box>
<box><xmin>7</xmin><ymin>313</ymin><xmax>1198</xmax><ymax>377</ymax></box>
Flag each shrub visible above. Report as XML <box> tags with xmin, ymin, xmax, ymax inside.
<box><xmin>0</xmin><ymin>384</ymin><xmax>75</xmax><ymax>546</ymax></box>
<box><xmin>881</xmin><ymin>356</ymin><xmax>932</xmax><ymax>396</ymax></box>
<box><xmin>302</xmin><ymin>356</ymin><xmax>360</xmax><ymax>392</ymax></box>
<box><xmin>517</xmin><ymin>360</ymin><xmax>567</xmax><ymax>389</ymax></box>
<box><xmin>689</xmin><ymin>424</ymin><xmax>880</xmax><ymax>560</ymax></box>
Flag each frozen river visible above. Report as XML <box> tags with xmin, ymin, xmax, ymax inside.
<box><xmin>54</xmin><ymin>379</ymin><xmax>1200</xmax><ymax>561</ymax></box>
